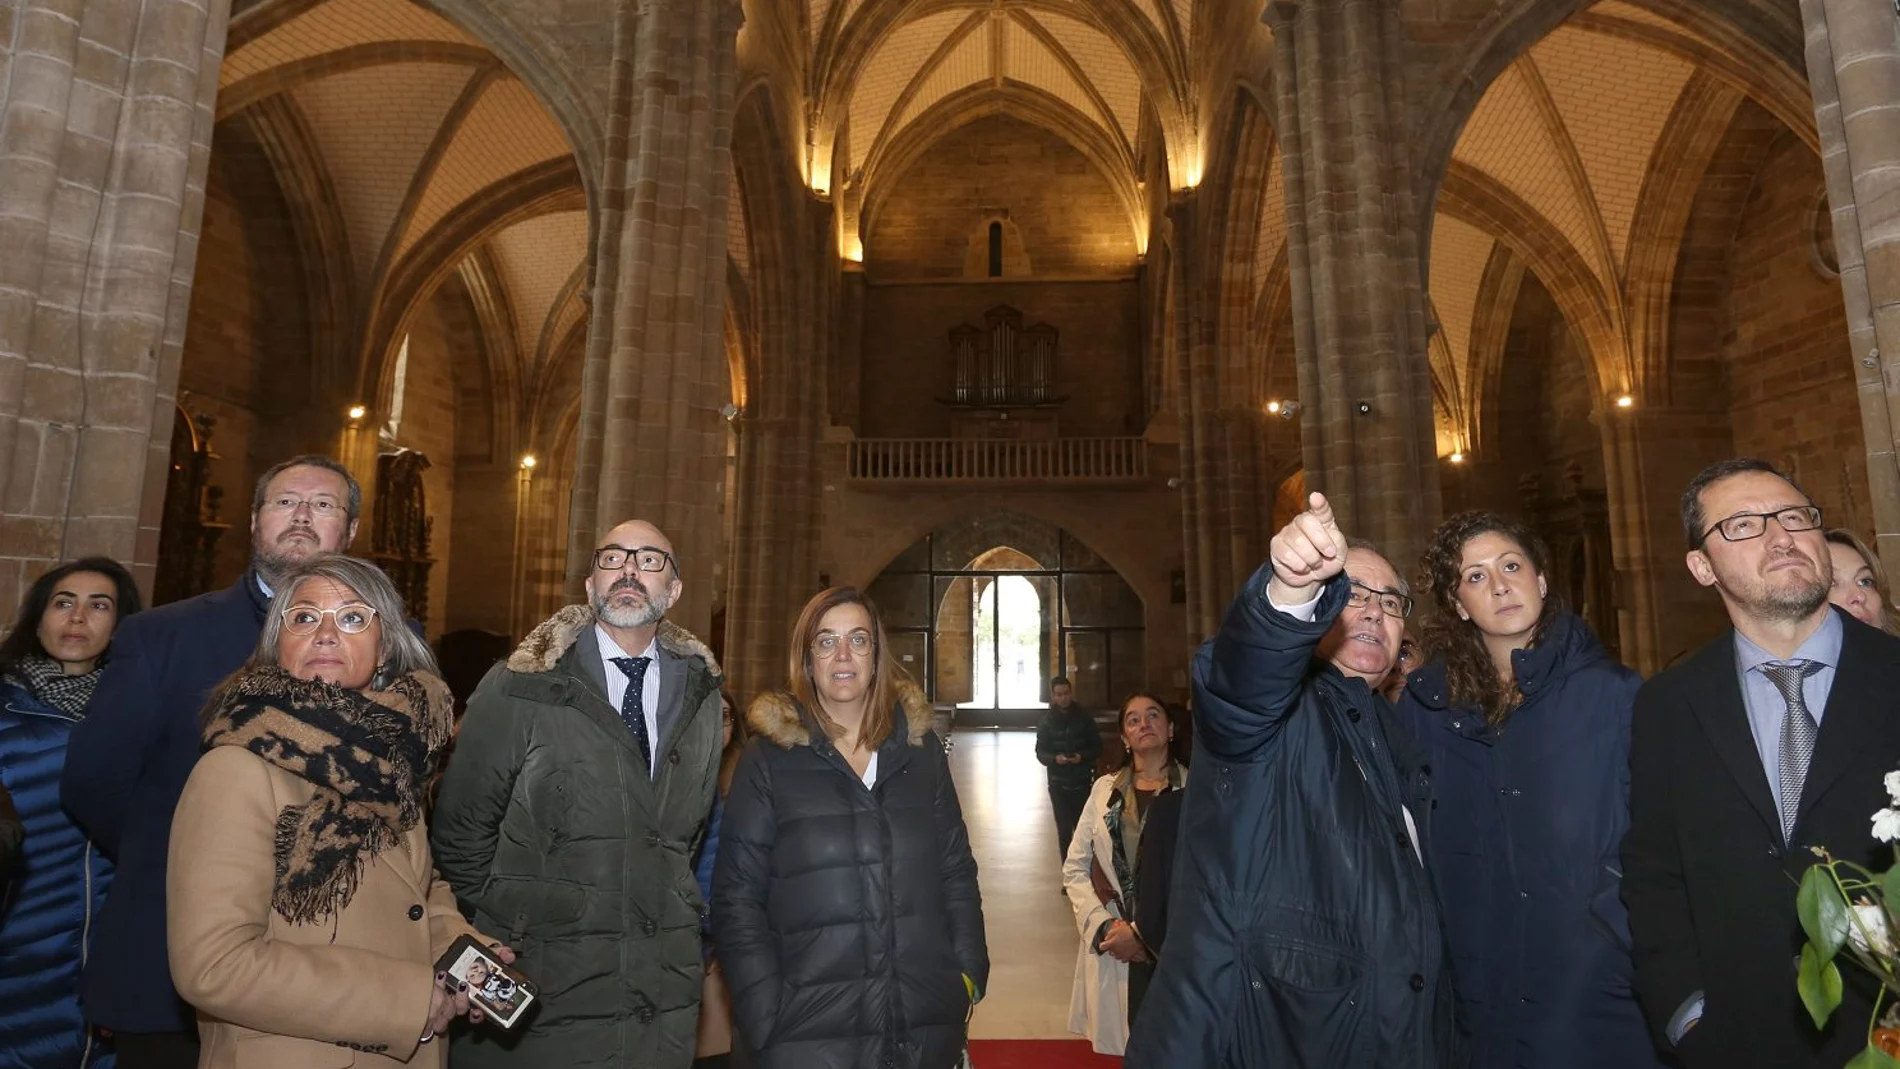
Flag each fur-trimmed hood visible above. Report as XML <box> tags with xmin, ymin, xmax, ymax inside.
<box><xmin>748</xmin><ymin>679</ymin><xmax>934</xmax><ymax>749</ymax></box>
<box><xmin>505</xmin><ymin>603</ymin><xmax>720</xmax><ymax>677</ymax></box>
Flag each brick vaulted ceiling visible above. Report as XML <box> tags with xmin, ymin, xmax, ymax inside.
<box><xmin>1424</xmin><ymin>0</ymin><xmax>1812</xmax><ymax>452</ymax></box>
<box><xmin>218</xmin><ymin>0</ymin><xmax>587</xmax><ymax>405</ymax></box>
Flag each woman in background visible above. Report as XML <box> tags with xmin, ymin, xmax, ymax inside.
<box><xmin>0</xmin><ymin>556</ymin><xmax>142</xmax><ymax>1069</ymax></box>
<box><xmin>1825</xmin><ymin>528</ymin><xmax>1894</xmax><ymax>633</ymax></box>
<box><xmin>692</xmin><ymin>689</ymin><xmax>746</xmax><ymax>1067</ymax></box>
<box><xmin>1063</xmin><ymin>693</ymin><xmax>1186</xmax><ymax>1055</ymax></box>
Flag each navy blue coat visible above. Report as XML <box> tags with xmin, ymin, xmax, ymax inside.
<box><xmin>1395</xmin><ymin>612</ymin><xmax>1658</xmax><ymax>1069</ymax></box>
<box><xmin>1</xmin><ymin>678</ymin><xmax>116</xmax><ymax>1068</ymax></box>
<box><xmin>1126</xmin><ymin>569</ymin><xmax>1457</xmax><ymax>1069</ymax></box>
<box><xmin>61</xmin><ymin>573</ymin><xmax>268</xmax><ymax>1034</ymax></box>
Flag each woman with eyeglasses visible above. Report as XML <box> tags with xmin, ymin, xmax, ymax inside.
<box><xmin>712</xmin><ymin>587</ymin><xmax>988</xmax><ymax>1069</ymax></box>
<box><xmin>1394</xmin><ymin>513</ymin><xmax>1657</xmax><ymax>1069</ymax></box>
<box><xmin>0</xmin><ymin>556</ymin><xmax>141</xmax><ymax>1068</ymax></box>
<box><xmin>166</xmin><ymin>556</ymin><xmax>508</xmax><ymax>1068</ymax></box>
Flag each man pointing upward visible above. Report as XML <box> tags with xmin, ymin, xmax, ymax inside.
<box><xmin>1126</xmin><ymin>493</ymin><xmax>1457</xmax><ymax>1068</ymax></box>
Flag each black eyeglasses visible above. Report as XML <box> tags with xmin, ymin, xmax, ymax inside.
<box><xmin>594</xmin><ymin>545</ymin><xmax>674</xmax><ymax>573</ymax></box>
<box><xmin>1346</xmin><ymin>580</ymin><xmax>1414</xmax><ymax>620</ymax></box>
<box><xmin>1699</xmin><ymin>505</ymin><xmax>1823</xmax><ymax>545</ymax></box>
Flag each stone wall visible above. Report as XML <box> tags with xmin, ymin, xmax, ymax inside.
<box><xmin>856</xmin><ymin>280</ymin><xmax>1143</xmax><ymax>438</ymax></box>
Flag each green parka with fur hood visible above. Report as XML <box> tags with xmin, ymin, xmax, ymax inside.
<box><xmin>431</xmin><ymin>605</ymin><xmax>723</xmax><ymax>1069</ymax></box>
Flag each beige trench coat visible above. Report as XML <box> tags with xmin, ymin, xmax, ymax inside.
<box><xmin>168</xmin><ymin>746</ymin><xmax>482</xmax><ymax>1068</ymax></box>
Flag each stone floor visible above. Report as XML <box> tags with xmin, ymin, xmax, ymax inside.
<box><xmin>954</xmin><ymin>729</ymin><xmax>1081</xmax><ymax>1041</ymax></box>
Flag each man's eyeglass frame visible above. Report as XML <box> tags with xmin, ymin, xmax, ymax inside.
<box><xmin>1697</xmin><ymin>505</ymin><xmax>1823</xmax><ymax>546</ymax></box>
<box><xmin>1346</xmin><ymin>580</ymin><xmax>1414</xmax><ymax>620</ymax></box>
<box><xmin>593</xmin><ymin>544</ymin><xmax>675</xmax><ymax>573</ymax></box>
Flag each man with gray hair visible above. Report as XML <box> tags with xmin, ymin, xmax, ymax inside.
<box><xmin>63</xmin><ymin>454</ymin><xmax>361</xmax><ymax>1069</ymax></box>
<box><xmin>433</xmin><ymin>519</ymin><xmax>724</xmax><ymax>1069</ymax></box>
<box><xmin>1126</xmin><ymin>493</ymin><xmax>1456</xmax><ymax>1068</ymax></box>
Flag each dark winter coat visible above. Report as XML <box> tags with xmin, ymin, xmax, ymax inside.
<box><xmin>1395</xmin><ymin>612</ymin><xmax>1659</xmax><ymax>1069</ymax></box>
<box><xmin>713</xmin><ymin>683</ymin><xmax>988</xmax><ymax>1069</ymax></box>
<box><xmin>1036</xmin><ymin>704</ymin><xmax>1103</xmax><ymax>791</ymax></box>
<box><xmin>431</xmin><ymin>606</ymin><xmax>725</xmax><ymax>1069</ymax></box>
<box><xmin>1</xmin><ymin>678</ymin><xmax>116</xmax><ymax>1068</ymax></box>
<box><xmin>1124</xmin><ymin>568</ymin><xmax>1458</xmax><ymax>1069</ymax></box>
<box><xmin>61</xmin><ymin>571</ymin><xmax>270</xmax><ymax>1033</ymax></box>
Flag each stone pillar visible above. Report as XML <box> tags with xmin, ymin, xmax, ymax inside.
<box><xmin>1802</xmin><ymin>0</ymin><xmax>1900</xmax><ymax>570</ymax></box>
<box><xmin>721</xmin><ymin>191</ymin><xmax>833</xmax><ymax>702</ymax></box>
<box><xmin>566</xmin><ymin>0</ymin><xmax>743</xmax><ymax>637</ymax></box>
<box><xmin>0</xmin><ymin>0</ymin><xmax>230</xmax><ymax>607</ymax></box>
<box><xmin>1600</xmin><ymin>407</ymin><xmax>1735</xmax><ymax>673</ymax></box>
<box><xmin>1267</xmin><ymin>0</ymin><xmax>1441</xmax><ymax>575</ymax></box>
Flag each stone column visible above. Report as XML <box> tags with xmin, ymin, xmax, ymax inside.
<box><xmin>721</xmin><ymin>190</ymin><xmax>833</xmax><ymax>702</ymax></box>
<box><xmin>0</xmin><ymin>0</ymin><xmax>229</xmax><ymax>606</ymax></box>
<box><xmin>1600</xmin><ymin>407</ymin><xmax>1736</xmax><ymax>674</ymax></box>
<box><xmin>566</xmin><ymin>0</ymin><xmax>743</xmax><ymax>636</ymax></box>
<box><xmin>1267</xmin><ymin>0</ymin><xmax>1441</xmax><ymax>575</ymax></box>
<box><xmin>1802</xmin><ymin>0</ymin><xmax>1900</xmax><ymax>570</ymax></box>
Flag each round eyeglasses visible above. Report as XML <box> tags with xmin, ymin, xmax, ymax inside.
<box><xmin>594</xmin><ymin>545</ymin><xmax>673</xmax><ymax>573</ymax></box>
<box><xmin>282</xmin><ymin>603</ymin><xmax>379</xmax><ymax>636</ymax></box>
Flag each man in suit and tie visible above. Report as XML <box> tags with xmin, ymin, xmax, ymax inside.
<box><xmin>1624</xmin><ymin>457</ymin><xmax>1900</xmax><ymax>1068</ymax></box>
<box><xmin>433</xmin><ymin>519</ymin><xmax>725</xmax><ymax>1069</ymax></box>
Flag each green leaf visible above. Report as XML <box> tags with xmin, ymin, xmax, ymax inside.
<box><xmin>1882</xmin><ymin>862</ymin><xmax>1900</xmax><ymax>911</ymax></box>
<box><xmin>1846</xmin><ymin>1046</ymin><xmax>1900</xmax><ymax>1069</ymax></box>
<box><xmin>1801</xmin><ymin>865</ymin><xmax>1849</xmax><ymax>961</ymax></box>
<box><xmin>1799</xmin><ymin>943</ymin><xmax>1845</xmax><ymax>1029</ymax></box>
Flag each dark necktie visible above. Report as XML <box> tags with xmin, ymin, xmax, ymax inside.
<box><xmin>1762</xmin><ymin>659</ymin><xmax>1823</xmax><ymax>841</ymax></box>
<box><xmin>610</xmin><ymin>656</ymin><xmax>653</xmax><ymax>776</ymax></box>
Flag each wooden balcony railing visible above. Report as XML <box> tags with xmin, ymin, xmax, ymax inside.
<box><xmin>845</xmin><ymin>437</ymin><xmax>1150</xmax><ymax>483</ymax></box>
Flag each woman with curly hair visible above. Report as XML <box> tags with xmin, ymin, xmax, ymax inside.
<box><xmin>1395</xmin><ymin>512</ymin><xmax>1658</xmax><ymax>1069</ymax></box>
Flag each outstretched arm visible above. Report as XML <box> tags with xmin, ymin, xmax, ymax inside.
<box><xmin>1194</xmin><ymin>492</ymin><xmax>1350</xmax><ymax>761</ymax></box>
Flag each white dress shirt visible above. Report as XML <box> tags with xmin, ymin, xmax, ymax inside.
<box><xmin>596</xmin><ymin>625</ymin><xmax>661</xmax><ymax>774</ymax></box>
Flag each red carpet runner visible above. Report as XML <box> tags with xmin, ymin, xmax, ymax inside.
<box><xmin>965</xmin><ymin>1040</ymin><xmax>1123</xmax><ymax>1068</ymax></box>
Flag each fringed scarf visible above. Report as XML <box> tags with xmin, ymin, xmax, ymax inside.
<box><xmin>200</xmin><ymin>665</ymin><xmax>455</xmax><ymax>926</ymax></box>
<box><xmin>9</xmin><ymin>654</ymin><xmax>103</xmax><ymax>718</ymax></box>
<box><xmin>1102</xmin><ymin>762</ymin><xmax>1188</xmax><ymax>922</ymax></box>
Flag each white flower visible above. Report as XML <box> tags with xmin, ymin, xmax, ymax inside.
<box><xmin>1873</xmin><ymin>807</ymin><xmax>1900</xmax><ymax>843</ymax></box>
<box><xmin>1884</xmin><ymin>770</ymin><xmax>1900</xmax><ymax>807</ymax></box>
<box><xmin>1849</xmin><ymin>902</ymin><xmax>1898</xmax><ymax>958</ymax></box>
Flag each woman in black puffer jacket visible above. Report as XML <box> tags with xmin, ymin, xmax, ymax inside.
<box><xmin>712</xmin><ymin>587</ymin><xmax>988</xmax><ymax>1069</ymax></box>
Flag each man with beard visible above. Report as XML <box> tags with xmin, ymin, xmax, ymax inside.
<box><xmin>1126</xmin><ymin>493</ymin><xmax>1456</xmax><ymax>1068</ymax></box>
<box><xmin>433</xmin><ymin>519</ymin><xmax>724</xmax><ymax>1069</ymax></box>
<box><xmin>1624</xmin><ymin>457</ymin><xmax>1900</xmax><ymax>1068</ymax></box>
<box><xmin>62</xmin><ymin>455</ymin><xmax>359</xmax><ymax>1068</ymax></box>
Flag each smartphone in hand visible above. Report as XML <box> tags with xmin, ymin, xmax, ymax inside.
<box><xmin>435</xmin><ymin>935</ymin><xmax>538</xmax><ymax>1031</ymax></box>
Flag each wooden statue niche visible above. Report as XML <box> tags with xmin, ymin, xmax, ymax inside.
<box><xmin>154</xmin><ymin>408</ymin><xmax>230</xmax><ymax>605</ymax></box>
<box><xmin>369</xmin><ymin>449</ymin><xmax>434</xmax><ymax>626</ymax></box>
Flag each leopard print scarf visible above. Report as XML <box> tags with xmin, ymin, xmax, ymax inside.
<box><xmin>201</xmin><ymin>665</ymin><xmax>455</xmax><ymax>926</ymax></box>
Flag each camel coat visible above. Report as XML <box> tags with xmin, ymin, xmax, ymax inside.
<box><xmin>168</xmin><ymin>746</ymin><xmax>481</xmax><ymax>1069</ymax></box>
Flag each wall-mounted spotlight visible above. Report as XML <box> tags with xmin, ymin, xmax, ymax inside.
<box><xmin>1614</xmin><ymin>394</ymin><xmax>1635</xmax><ymax>409</ymax></box>
<box><xmin>1166</xmin><ymin>476</ymin><xmax>1184</xmax><ymax>489</ymax></box>
<box><xmin>1355</xmin><ymin>401</ymin><xmax>1373</xmax><ymax>415</ymax></box>
<box><xmin>346</xmin><ymin>404</ymin><xmax>367</xmax><ymax>422</ymax></box>
<box><xmin>1447</xmin><ymin>451</ymin><xmax>1465</xmax><ymax>464</ymax></box>
<box><xmin>1267</xmin><ymin>399</ymin><xmax>1301</xmax><ymax>420</ymax></box>
<box><xmin>519</xmin><ymin>454</ymin><xmax>537</xmax><ymax>470</ymax></box>
<box><xmin>719</xmin><ymin>402</ymin><xmax>740</xmax><ymax>422</ymax></box>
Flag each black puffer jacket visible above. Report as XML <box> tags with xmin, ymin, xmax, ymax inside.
<box><xmin>712</xmin><ymin>682</ymin><xmax>988</xmax><ymax>1069</ymax></box>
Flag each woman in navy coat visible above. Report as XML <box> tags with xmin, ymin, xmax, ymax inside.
<box><xmin>1396</xmin><ymin>513</ymin><xmax>1661</xmax><ymax>1069</ymax></box>
<box><xmin>0</xmin><ymin>557</ymin><xmax>141</xmax><ymax>1069</ymax></box>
